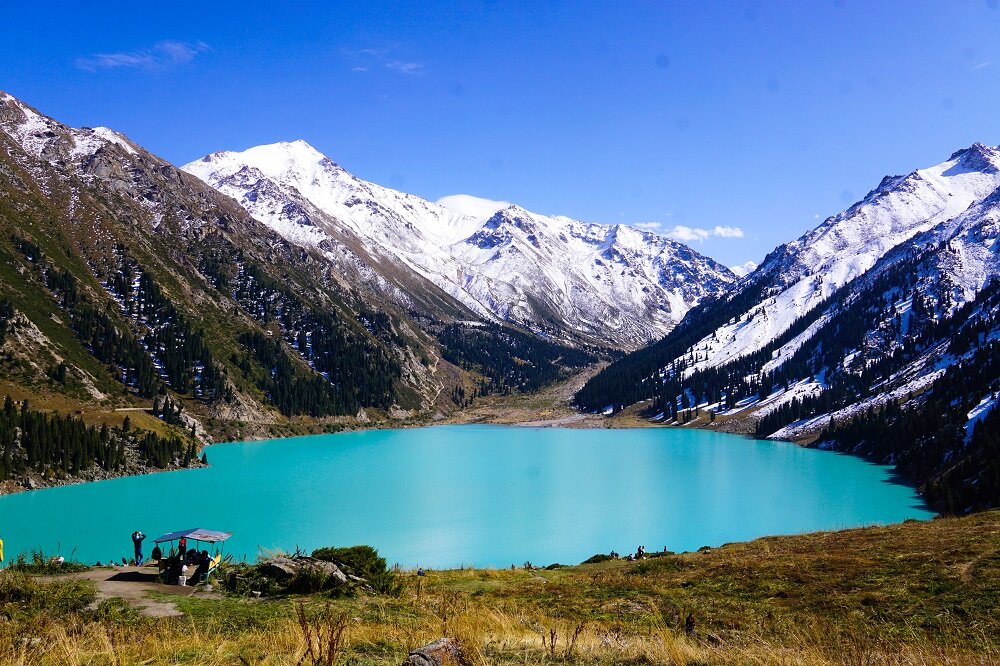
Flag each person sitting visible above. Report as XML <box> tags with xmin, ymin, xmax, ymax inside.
<box><xmin>194</xmin><ymin>550</ymin><xmax>211</xmax><ymax>583</ymax></box>
<box><xmin>151</xmin><ymin>545</ymin><xmax>162</xmax><ymax>562</ymax></box>
<box><xmin>186</xmin><ymin>548</ymin><xmax>199</xmax><ymax>565</ymax></box>
<box><xmin>166</xmin><ymin>554</ymin><xmax>183</xmax><ymax>585</ymax></box>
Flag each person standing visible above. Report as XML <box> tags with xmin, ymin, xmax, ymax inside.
<box><xmin>0</xmin><ymin>533</ymin><xmax>4</xmax><ymax>568</ymax></box>
<box><xmin>131</xmin><ymin>530</ymin><xmax>146</xmax><ymax>566</ymax></box>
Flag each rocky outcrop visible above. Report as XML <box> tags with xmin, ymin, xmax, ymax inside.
<box><xmin>259</xmin><ymin>556</ymin><xmax>349</xmax><ymax>586</ymax></box>
<box><xmin>402</xmin><ymin>638</ymin><xmax>466</xmax><ymax>666</ymax></box>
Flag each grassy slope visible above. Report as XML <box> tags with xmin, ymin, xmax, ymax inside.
<box><xmin>4</xmin><ymin>511</ymin><xmax>998</xmax><ymax>665</ymax></box>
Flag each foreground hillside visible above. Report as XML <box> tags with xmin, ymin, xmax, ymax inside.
<box><xmin>3</xmin><ymin>511</ymin><xmax>998</xmax><ymax>665</ymax></box>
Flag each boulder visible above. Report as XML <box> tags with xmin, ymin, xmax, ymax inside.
<box><xmin>260</xmin><ymin>556</ymin><xmax>349</xmax><ymax>586</ymax></box>
<box><xmin>260</xmin><ymin>557</ymin><xmax>297</xmax><ymax>581</ymax></box>
<box><xmin>402</xmin><ymin>638</ymin><xmax>465</xmax><ymax>666</ymax></box>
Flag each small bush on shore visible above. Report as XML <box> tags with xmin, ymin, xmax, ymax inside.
<box><xmin>218</xmin><ymin>562</ymin><xmax>282</xmax><ymax>597</ymax></box>
<box><xmin>311</xmin><ymin>545</ymin><xmax>401</xmax><ymax>596</ymax></box>
<box><xmin>219</xmin><ymin>545</ymin><xmax>402</xmax><ymax>598</ymax></box>
<box><xmin>581</xmin><ymin>553</ymin><xmax>613</xmax><ymax>564</ymax></box>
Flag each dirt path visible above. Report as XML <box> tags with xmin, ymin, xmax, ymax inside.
<box><xmin>45</xmin><ymin>566</ymin><xmax>215</xmax><ymax>618</ymax></box>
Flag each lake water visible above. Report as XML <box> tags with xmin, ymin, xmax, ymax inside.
<box><xmin>0</xmin><ymin>425</ymin><xmax>933</xmax><ymax>568</ymax></box>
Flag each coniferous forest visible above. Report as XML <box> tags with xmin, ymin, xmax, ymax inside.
<box><xmin>234</xmin><ymin>331</ymin><xmax>359</xmax><ymax>417</ymax></box>
<box><xmin>104</xmin><ymin>247</ymin><xmax>229</xmax><ymax>400</ymax></box>
<box><xmin>439</xmin><ymin>322</ymin><xmax>596</xmax><ymax>395</ymax></box>
<box><xmin>0</xmin><ymin>298</ymin><xmax>13</xmax><ymax>346</ymax></box>
<box><xmin>198</xmin><ymin>242</ymin><xmax>401</xmax><ymax>411</ymax></box>
<box><xmin>0</xmin><ymin>397</ymin><xmax>193</xmax><ymax>481</ymax></box>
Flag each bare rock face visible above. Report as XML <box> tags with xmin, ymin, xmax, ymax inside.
<box><xmin>402</xmin><ymin>638</ymin><xmax>466</xmax><ymax>666</ymax></box>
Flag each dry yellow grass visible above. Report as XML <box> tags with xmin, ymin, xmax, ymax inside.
<box><xmin>2</xmin><ymin>511</ymin><xmax>998</xmax><ymax>665</ymax></box>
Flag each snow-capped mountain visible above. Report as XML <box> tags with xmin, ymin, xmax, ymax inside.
<box><xmin>576</xmin><ymin>142</ymin><xmax>1000</xmax><ymax>511</ymax></box>
<box><xmin>580</xmin><ymin>143</ymin><xmax>1000</xmax><ymax>407</ymax></box>
<box><xmin>0</xmin><ymin>90</ymin><xmax>473</xmax><ymax>434</ymax></box>
<box><xmin>682</xmin><ymin>143</ymin><xmax>1000</xmax><ymax>375</ymax></box>
<box><xmin>183</xmin><ymin>141</ymin><xmax>736</xmax><ymax>349</ymax></box>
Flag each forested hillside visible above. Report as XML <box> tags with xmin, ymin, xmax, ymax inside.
<box><xmin>0</xmin><ymin>396</ymin><xmax>198</xmax><ymax>485</ymax></box>
<box><xmin>439</xmin><ymin>322</ymin><xmax>596</xmax><ymax>397</ymax></box>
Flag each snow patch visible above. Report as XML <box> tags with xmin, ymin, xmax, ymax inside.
<box><xmin>965</xmin><ymin>393</ymin><xmax>997</xmax><ymax>440</ymax></box>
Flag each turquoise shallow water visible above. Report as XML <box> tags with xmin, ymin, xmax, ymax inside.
<box><xmin>0</xmin><ymin>425</ymin><xmax>933</xmax><ymax>568</ymax></box>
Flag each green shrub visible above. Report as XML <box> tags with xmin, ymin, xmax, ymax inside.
<box><xmin>582</xmin><ymin>553</ymin><xmax>613</xmax><ymax>564</ymax></box>
<box><xmin>218</xmin><ymin>562</ymin><xmax>281</xmax><ymax>597</ymax></box>
<box><xmin>311</xmin><ymin>545</ymin><xmax>400</xmax><ymax>596</ymax></box>
<box><xmin>286</xmin><ymin>565</ymin><xmax>331</xmax><ymax>594</ymax></box>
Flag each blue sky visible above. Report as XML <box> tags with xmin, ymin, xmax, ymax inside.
<box><xmin>2</xmin><ymin>1</ymin><xmax>999</xmax><ymax>267</ymax></box>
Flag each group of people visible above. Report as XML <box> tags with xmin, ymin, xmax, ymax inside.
<box><xmin>159</xmin><ymin>547</ymin><xmax>214</xmax><ymax>585</ymax></box>
<box><xmin>608</xmin><ymin>545</ymin><xmax>655</xmax><ymax>562</ymax></box>
<box><xmin>131</xmin><ymin>529</ymin><xmax>214</xmax><ymax>585</ymax></box>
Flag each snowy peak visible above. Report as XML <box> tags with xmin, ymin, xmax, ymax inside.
<box><xmin>0</xmin><ymin>90</ymin><xmax>138</xmax><ymax>162</ymax></box>
<box><xmin>947</xmin><ymin>142</ymin><xmax>1000</xmax><ymax>174</ymax></box>
<box><xmin>196</xmin><ymin>139</ymin><xmax>338</xmax><ymax>178</ymax></box>
<box><xmin>190</xmin><ymin>140</ymin><xmax>350</xmax><ymax>196</ymax></box>
<box><xmin>758</xmin><ymin>142</ymin><xmax>1000</xmax><ymax>291</ymax></box>
<box><xmin>185</xmin><ymin>141</ymin><xmax>736</xmax><ymax>348</ymax></box>
<box><xmin>619</xmin><ymin>140</ymin><xmax>1000</xmax><ymax>379</ymax></box>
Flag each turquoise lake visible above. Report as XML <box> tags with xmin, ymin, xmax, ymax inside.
<box><xmin>0</xmin><ymin>425</ymin><xmax>934</xmax><ymax>568</ymax></box>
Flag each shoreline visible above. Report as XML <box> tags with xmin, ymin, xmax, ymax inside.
<box><xmin>0</xmin><ymin>363</ymin><xmax>922</xmax><ymax>508</ymax></box>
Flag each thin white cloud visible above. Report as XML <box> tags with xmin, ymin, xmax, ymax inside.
<box><xmin>664</xmin><ymin>224</ymin><xmax>745</xmax><ymax>243</ymax></box>
<box><xmin>973</xmin><ymin>61</ymin><xmax>992</xmax><ymax>70</ymax></box>
<box><xmin>665</xmin><ymin>225</ymin><xmax>712</xmax><ymax>242</ymax></box>
<box><xmin>436</xmin><ymin>194</ymin><xmax>511</xmax><ymax>219</ymax></box>
<box><xmin>730</xmin><ymin>260</ymin><xmax>758</xmax><ymax>277</ymax></box>
<box><xmin>633</xmin><ymin>221</ymin><xmax>662</xmax><ymax>231</ymax></box>
<box><xmin>712</xmin><ymin>225</ymin><xmax>745</xmax><ymax>238</ymax></box>
<box><xmin>76</xmin><ymin>40</ymin><xmax>209</xmax><ymax>72</ymax></box>
<box><xmin>385</xmin><ymin>60</ymin><xmax>425</xmax><ymax>75</ymax></box>
<box><xmin>343</xmin><ymin>46</ymin><xmax>426</xmax><ymax>75</ymax></box>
